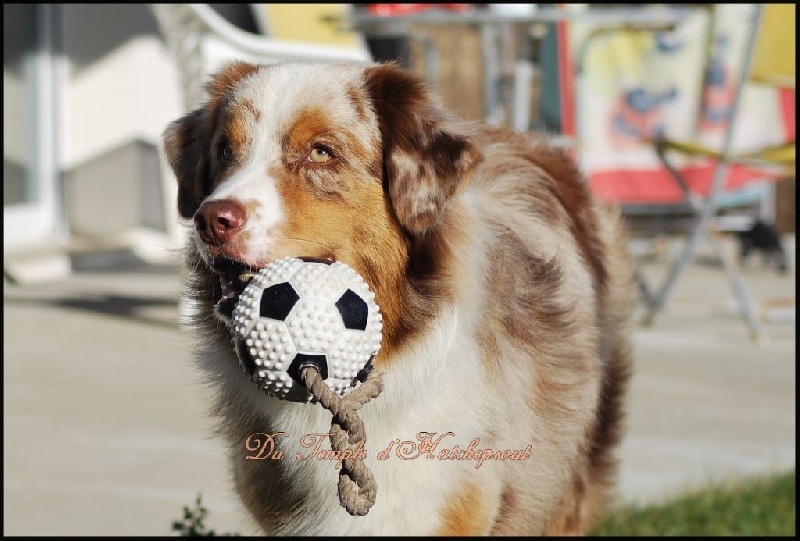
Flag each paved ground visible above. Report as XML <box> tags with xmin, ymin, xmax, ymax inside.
<box><xmin>3</xmin><ymin>239</ymin><xmax>795</xmax><ymax>535</ymax></box>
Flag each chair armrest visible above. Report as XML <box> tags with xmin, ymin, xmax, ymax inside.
<box><xmin>652</xmin><ymin>132</ymin><xmax>703</xmax><ymax>209</ymax></box>
<box><xmin>150</xmin><ymin>4</ymin><xmax>371</xmax><ymax>111</ymax></box>
<box><xmin>186</xmin><ymin>4</ymin><xmax>369</xmax><ymax>63</ymax></box>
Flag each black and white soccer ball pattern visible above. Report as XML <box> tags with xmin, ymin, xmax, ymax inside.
<box><xmin>231</xmin><ymin>257</ymin><xmax>383</xmax><ymax>402</ymax></box>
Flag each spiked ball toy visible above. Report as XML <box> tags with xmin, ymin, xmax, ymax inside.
<box><xmin>230</xmin><ymin>257</ymin><xmax>383</xmax><ymax>403</ymax></box>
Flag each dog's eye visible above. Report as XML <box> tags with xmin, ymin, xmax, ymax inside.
<box><xmin>220</xmin><ymin>144</ymin><xmax>234</xmax><ymax>163</ymax></box>
<box><xmin>308</xmin><ymin>146</ymin><xmax>333</xmax><ymax>164</ymax></box>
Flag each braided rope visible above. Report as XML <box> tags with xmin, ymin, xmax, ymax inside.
<box><xmin>300</xmin><ymin>367</ymin><xmax>384</xmax><ymax>516</ymax></box>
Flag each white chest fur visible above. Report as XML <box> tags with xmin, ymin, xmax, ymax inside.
<box><xmin>239</xmin><ymin>307</ymin><xmax>504</xmax><ymax>535</ymax></box>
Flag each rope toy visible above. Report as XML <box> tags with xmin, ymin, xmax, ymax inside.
<box><xmin>299</xmin><ymin>365</ymin><xmax>383</xmax><ymax>515</ymax></box>
<box><xmin>229</xmin><ymin>256</ymin><xmax>384</xmax><ymax>514</ymax></box>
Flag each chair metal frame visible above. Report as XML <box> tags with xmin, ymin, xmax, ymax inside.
<box><xmin>633</xmin><ymin>4</ymin><xmax>794</xmax><ymax>342</ymax></box>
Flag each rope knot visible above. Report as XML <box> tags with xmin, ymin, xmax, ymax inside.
<box><xmin>300</xmin><ymin>367</ymin><xmax>384</xmax><ymax>516</ymax></box>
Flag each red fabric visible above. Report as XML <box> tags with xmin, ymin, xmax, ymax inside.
<box><xmin>555</xmin><ymin>7</ymin><xmax>794</xmax><ymax>206</ymax></box>
<box><xmin>778</xmin><ymin>87</ymin><xmax>795</xmax><ymax>140</ymax></box>
<box><xmin>366</xmin><ymin>4</ymin><xmax>470</xmax><ymax>17</ymax></box>
<box><xmin>589</xmin><ymin>163</ymin><xmax>784</xmax><ymax>204</ymax></box>
<box><xmin>556</xmin><ymin>15</ymin><xmax>576</xmax><ymax>143</ymax></box>
<box><xmin>590</xmin><ymin>89</ymin><xmax>793</xmax><ymax>204</ymax></box>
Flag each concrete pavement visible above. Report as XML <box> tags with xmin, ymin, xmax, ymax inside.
<box><xmin>3</xmin><ymin>238</ymin><xmax>795</xmax><ymax>535</ymax></box>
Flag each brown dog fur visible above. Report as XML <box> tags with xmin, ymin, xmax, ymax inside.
<box><xmin>163</xmin><ymin>60</ymin><xmax>634</xmax><ymax>535</ymax></box>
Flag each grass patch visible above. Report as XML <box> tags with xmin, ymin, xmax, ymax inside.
<box><xmin>174</xmin><ymin>470</ymin><xmax>795</xmax><ymax>536</ymax></box>
<box><xmin>591</xmin><ymin>469</ymin><xmax>796</xmax><ymax>536</ymax></box>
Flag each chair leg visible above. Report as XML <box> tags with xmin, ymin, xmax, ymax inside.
<box><xmin>707</xmin><ymin>231</ymin><xmax>767</xmax><ymax>343</ymax></box>
<box><xmin>640</xmin><ymin>221</ymin><xmax>709</xmax><ymax>326</ymax></box>
<box><xmin>640</xmin><ymin>225</ymin><xmax>768</xmax><ymax>344</ymax></box>
<box><xmin>635</xmin><ymin>266</ymin><xmax>656</xmax><ymax>308</ymax></box>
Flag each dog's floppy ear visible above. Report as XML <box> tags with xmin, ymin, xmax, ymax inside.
<box><xmin>363</xmin><ymin>63</ymin><xmax>482</xmax><ymax>235</ymax></box>
<box><xmin>162</xmin><ymin>108</ymin><xmax>211</xmax><ymax>219</ymax></box>
<box><xmin>162</xmin><ymin>61</ymin><xmax>262</xmax><ymax>219</ymax></box>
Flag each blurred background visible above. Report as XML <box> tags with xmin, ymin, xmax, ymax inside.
<box><xmin>3</xmin><ymin>3</ymin><xmax>795</xmax><ymax>274</ymax></box>
<box><xmin>4</xmin><ymin>3</ymin><xmax>795</xmax><ymax>536</ymax></box>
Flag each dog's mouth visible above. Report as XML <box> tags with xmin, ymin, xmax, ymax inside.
<box><xmin>208</xmin><ymin>249</ymin><xmax>338</xmax><ymax>324</ymax></box>
<box><xmin>211</xmin><ymin>258</ymin><xmax>260</xmax><ymax>320</ymax></box>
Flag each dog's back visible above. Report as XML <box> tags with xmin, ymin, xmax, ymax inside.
<box><xmin>453</xmin><ymin>128</ymin><xmax>635</xmax><ymax>534</ymax></box>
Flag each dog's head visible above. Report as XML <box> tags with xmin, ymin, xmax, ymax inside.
<box><xmin>162</xmin><ymin>61</ymin><xmax>481</xmax><ymax>329</ymax></box>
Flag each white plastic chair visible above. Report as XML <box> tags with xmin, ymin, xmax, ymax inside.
<box><xmin>149</xmin><ymin>4</ymin><xmax>371</xmax><ymax>112</ymax></box>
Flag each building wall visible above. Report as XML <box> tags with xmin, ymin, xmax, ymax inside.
<box><xmin>3</xmin><ymin>4</ymin><xmax>37</xmax><ymax>208</ymax></box>
<box><xmin>56</xmin><ymin>5</ymin><xmax>257</xmax><ymax>249</ymax></box>
<box><xmin>59</xmin><ymin>6</ymin><xmax>180</xmax><ymax>245</ymax></box>
<box><xmin>3</xmin><ymin>69</ymin><xmax>28</xmax><ymax>205</ymax></box>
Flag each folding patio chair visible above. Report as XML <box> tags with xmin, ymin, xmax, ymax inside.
<box><xmin>549</xmin><ymin>4</ymin><xmax>794</xmax><ymax>341</ymax></box>
<box><xmin>631</xmin><ymin>4</ymin><xmax>795</xmax><ymax>341</ymax></box>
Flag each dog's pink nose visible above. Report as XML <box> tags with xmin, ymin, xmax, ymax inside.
<box><xmin>194</xmin><ymin>199</ymin><xmax>247</xmax><ymax>245</ymax></box>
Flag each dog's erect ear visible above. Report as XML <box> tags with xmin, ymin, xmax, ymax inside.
<box><xmin>363</xmin><ymin>63</ymin><xmax>482</xmax><ymax>235</ymax></box>
<box><xmin>163</xmin><ymin>108</ymin><xmax>210</xmax><ymax>219</ymax></box>
<box><xmin>162</xmin><ymin>61</ymin><xmax>262</xmax><ymax>219</ymax></box>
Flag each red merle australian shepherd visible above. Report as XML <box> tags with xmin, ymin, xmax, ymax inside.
<box><xmin>162</xmin><ymin>60</ymin><xmax>634</xmax><ymax>536</ymax></box>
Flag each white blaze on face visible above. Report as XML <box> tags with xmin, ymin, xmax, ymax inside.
<box><xmin>200</xmin><ymin>62</ymin><xmax>379</xmax><ymax>265</ymax></box>
<box><xmin>207</xmin><ymin>162</ymin><xmax>284</xmax><ymax>251</ymax></box>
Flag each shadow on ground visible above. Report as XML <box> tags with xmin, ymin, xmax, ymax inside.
<box><xmin>4</xmin><ymin>293</ymin><xmax>181</xmax><ymax>331</ymax></box>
